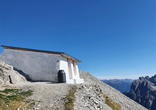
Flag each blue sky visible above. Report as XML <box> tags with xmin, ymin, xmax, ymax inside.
<box><xmin>0</xmin><ymin>0</ymin><xmax>156</xmax><ymax>79</ymax></box>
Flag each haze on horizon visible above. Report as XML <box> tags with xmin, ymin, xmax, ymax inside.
<box><xmin>0</xmin><ymin>0</ymin><xmax>156</xmax><ymax>80</ymax></box>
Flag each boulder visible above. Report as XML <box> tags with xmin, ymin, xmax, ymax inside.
<box><xmin>0</xmin><ymin>60</ymin><xmax>27</xmax><ymax>85</ymax></box>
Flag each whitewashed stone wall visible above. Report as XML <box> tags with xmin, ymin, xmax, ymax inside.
<box><xmin>59</xmin><ymin>58</ymin><xmax>74</xmax><ymax>84</ymax></box>
<box><xmin>63</xmin><ymin>59</ymin><xmax>84</xmax><ymax>84</ymax></box>
<box><xmin>0</xmin><ymin>49</ymin><xmax>62</xmax><ymax>82</ymax></box>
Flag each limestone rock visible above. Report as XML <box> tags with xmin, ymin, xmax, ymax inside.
<box><xmin>74</xmin><ymin>84</ymin><xmax>112</xmax><ymax>110</ymax></box>
<box><xmin>0</xmin><ymin>60</ymin><xmax>27</xmax><ymax>85</ymax></box>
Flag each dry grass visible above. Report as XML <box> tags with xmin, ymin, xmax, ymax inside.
<box><xmin>103</xmin><ymin>94</ymin><xmax>121</xmax><ymax>110</ymax></box>
<box><xmin>0</xmin><ymin>89</ymin><xmax>34</xmax><ymax>110</ymax></box>
<box><xmin>65</xmin><ymin>86</ymin><xmax>77</xmax><ymax>110</ymax></box>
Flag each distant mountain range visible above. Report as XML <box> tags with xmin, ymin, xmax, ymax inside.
<box><xmin>124</xmin><ymin>75</ymin><xmax>156</xmax><ymax>110</ymax></box>
<box><xmin>101</xmin><ymin>79</ymin><xmax>134</xmax><ymax>93</ymax></box>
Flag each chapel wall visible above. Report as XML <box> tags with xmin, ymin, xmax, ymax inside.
<box><xmin>0</xmin><ymin>49</ymin><xmax>62</xmax><ymax>82</ymax></box>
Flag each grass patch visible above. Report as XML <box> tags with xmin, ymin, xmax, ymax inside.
<box><xmin>92</xmin><ymin>85</ymin><xmax>97</xmax><ymax>88</ymax></box>
<box><xmin>0</xmin><ymin>89</ymin><xmax>34</xmax><ymax>110</ymax></box>
<box><xmin>102</xmin><ymin>93</ymin><xmax>121</xmax><ymax>110</ymax></box>
<box><xmin>65</xmin><ymin>86</ymin><xmax>77</xmax><ymax>110</ymax></box>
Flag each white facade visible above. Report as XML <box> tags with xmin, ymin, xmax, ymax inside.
<box><xmin>59</xmin><ymin>58</ymin><xmax>84</xmax><ymax>84</ymax></box>
<box><xmin>0</xmin><ymin>46</ymin><xmax>84</xmax><ymax>84</ymax></box>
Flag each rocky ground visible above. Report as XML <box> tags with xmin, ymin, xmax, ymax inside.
<box><xmin>0</xmin><ymin>61</ymin><xmax>147</xmax><ymax>110</ymax></box>
<box><xmin>0</xmin><ymin>71</ymin><xmax>147</xmax><ymax>110</ymax></box>
<box><xmin>79</xmin><ymin>70</ymin><xmax>147</xmax><ymax>110</ymax></box>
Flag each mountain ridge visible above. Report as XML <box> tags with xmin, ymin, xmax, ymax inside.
<box><xmin>124</xmin><ymin>75</ymin><xmax>156</xmax><ymax>110</ymax></box>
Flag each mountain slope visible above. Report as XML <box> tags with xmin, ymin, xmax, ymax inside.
<box><xmin>124</xmin><ymin>75</ymin><xmax>156</xmax><ymax>110</ymax></box>
<box><xmin>0</xmin><ymin>61</ymin><xmax>147</xmax><ymax>110</ymax></box>
<box><xmin>101</xmin><ymin>79</ymin><xmax>133</xmax><ymax>93</ymax></box>
<box><xmin>79</xmin><ymin>71</ymin><xmax>147</xmax><ymax>110</ymax></box>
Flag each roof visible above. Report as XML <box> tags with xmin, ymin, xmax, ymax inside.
<box><xmin>1</xmin><ymin>45</ymin><xmax>81</xmax><ymax>63</ymax></box>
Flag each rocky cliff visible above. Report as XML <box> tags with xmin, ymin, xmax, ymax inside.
<box><xmin>0</xmin><ymin>61</ymin><xmax>147</xmax><ymax>110</ymax></box>
<box><xmin>124</xmin><ymin>75</ymin><xmax>156</xmax><ymax>110</ymax></box>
